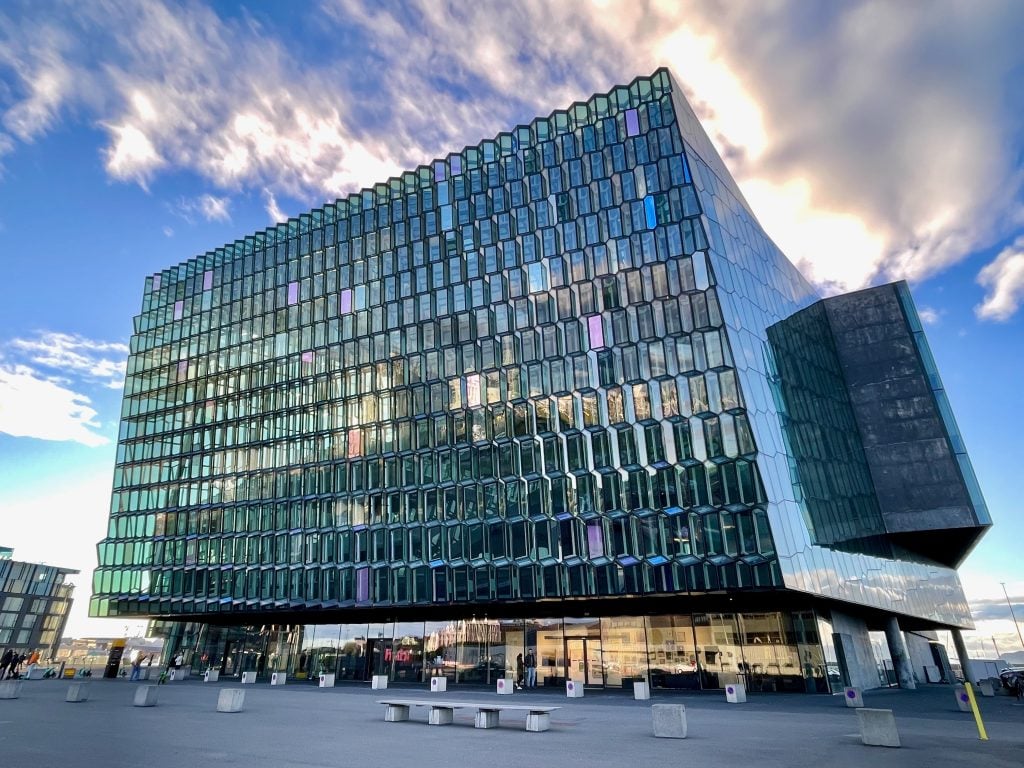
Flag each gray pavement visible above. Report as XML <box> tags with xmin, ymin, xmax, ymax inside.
<box><xmin>0</xmin><ymin>678</ymin><xmax>1021</xmax><ymax>768</ymax></box>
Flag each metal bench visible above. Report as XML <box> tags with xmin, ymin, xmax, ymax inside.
<box><xmin>378</xmin><ymin>698</ymin><xmax>560</xmax><ymax>732</ymax></box>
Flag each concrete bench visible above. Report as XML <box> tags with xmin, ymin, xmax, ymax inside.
<box><xmin>378</xmin><ymin>698</ymin><xmax>561</xmax><ymax>732</ymax></box>
<box><xmin>133</xmin><ymin>685</ymin><xmax>158</xmax><ymax>707</ymax></box>
<box><xmin>66</xmin><ymin>682</ymin><xmax>90</xmax><ymax>703</ymax></box>
<box><xmin>217</xmin><ymin>688</ymin><xmax>245</xmax><ymax>713</ymax></box>
<box><xmin>856</xmin><ymin>708</ymin><xmax>900</xmax><ymax>747</ymax></box>
<box><xmin>652</xmin><ymin>703</ymin><xmax>687</xmax><ymax>738</ymax></box>
<box><xmin>0</xmin><ymin>680</ymin><xmax>23</xmax><ymax>699</ymax></box>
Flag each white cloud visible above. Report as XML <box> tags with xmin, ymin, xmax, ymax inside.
<box><xmin>8</xmin><ymin>331</ymin><xmax>128</xmax><ymax>386</ymax></box>
<box><xmin>162</xmin><ymin>225</ymin><xmax>174</xmax><ymax>237</ymax></box>
<box><xmin>263</xmin><ymin>187</ymin><xmax>286</xmax><ymax>224</ymax></box>
<box><xmin>976</xmin><ymin>237</ymin><xmax>1024</xmax><ymax>321</ymax></box>
<box><xmin>918</xmin><ymin>306</ymin><xmax>941</xmax><ymax>325</ymax></box>
<box><xmin>172</xmin><ymin>193</ymin><xmax>232</xmax><ymax>224</ymax></box>
<box><xmin>1</xmin><ymin>0</ymin><xmax>1022</xmax><ymax>310</ymax></box>
<box><xmin>0</xmin><ymin>364</ymin><xmax>109</xmax><ymax>446</ymax></box>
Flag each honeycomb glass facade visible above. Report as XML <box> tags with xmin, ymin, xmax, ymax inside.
<box><xmin>93</xmin><ymin>70</ymin><xmax>988</xmax><ymax>691</ymax></box>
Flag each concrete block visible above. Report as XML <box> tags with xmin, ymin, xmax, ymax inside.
<box><xmin>844</xmin><ymin>687</ymin><xmax>864</xmax><ymax>707</ymax></box>
<box><xmin>270</xmin><ymin>672</ymin><xmax>286</xmax><ymax>686</ymax></box>
<box><xmin>133</xmin><ymin>686</ymin><xmax>158</xmax><ymax>707</ymax></box>
<box><xmin>954</xmin><ymin>685</ymin><xmax>971</xmax><ymax>712</ymax></box>
<box><xmin>26</xmin><ymin>666</ymin><xmax>46</xmax><ymax>680</ymax></box>
<box><xmin>496</xmin><ymin>677</ymin><xmax>513</xmax><ymax>695</ymax></box>
<box><xmin>0</xmin><ymin>680</ymin><xmax>23</xmax><ymax>699</ymax></box>
<box><xmin>169</xmin><ymin>668</ymin><xmax>188</xmax><ymax>682</ymax></box>
<box><xmin>204</xmin><ymin>670</ymin><xmax>220</xmax><ymax>683</ymax></box>
<box><xmin>384</xmin><ymin>703</ymin><xmax>409</xmax><ymax>722</ymax></box>
<box><xmin>566</xmin><ymin>679</ymin><xmax>584</xmax><ymax>698</ymax></box>
<box><xmin>526</xmin><ymin>712</ymin><xmax>551</xmax><ymax>732</ymax></box>
<box><xmin>725</xmin><ymin>683</ymin><xmax>746</xmax><ymax>703</ymax></box>
<box><xmin>216</xmin><ymin>688</ymin><xmax>245</xmax><ymax>713</ymax></box>
<box><xmin>977</xmin><ymin>680</ymin><xmax>994</xmax><ymax>697</ymax></box>
<box><xmin>319</xmin><ymin>674</ymin><xmax>335</xmax><ymax>688</ymax></box>
<box><xmin>65</xmin><ymin>683</ymin><xmax>90</xmax><ymax>703</ymax></box>
<box><xmin>428</xmin><ymin>706</ymin><xmax>454</xmax><ymax>725</ymax></box>
<box><xmin>475</xmin><ymin>709</ymin><xmax>500</xmax><ymax>729</ymax></box>
<box><xmin>241</xmin><ymin>671</ymin><xmax>256</xmax><ymax>684</ymax></box>
<box><xmin>138</xmin><ymin>668</ymin><xmax>152</xmax><ymax>680</ymax></box>
<box><xmin>633</xmin><ymin>681</ymin><xmax>651</xmax><ymax>700</ymax></box>
<box><xmin>371</xmin><ymin>675</ymin><xmax>389</xmax><ymax>690</ymax></box>
<box><xmin>652</xmin><ymin>703</ymin><xmax>687</xmax><ymax>738</ymax></box>
<box><xmin>430</xmin><ymin>676</ymin><xmax>446</xmax><ymax>693</ymax></box>
<box><xmin>856</xmin><ymin>708</ymin><xmax>900</xmax><ymax>748</ymax></box>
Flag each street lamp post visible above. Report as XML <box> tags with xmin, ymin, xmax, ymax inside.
<box><xmin>1000</xmin><ymin>582</ymin><xmax>1024</xmax><ymax>650</ymax></box>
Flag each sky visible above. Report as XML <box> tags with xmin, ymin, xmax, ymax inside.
<box><xmin>0</xmin><ymin>0</ymin><xmax>1022</xmax><ymax>655</ymax></box>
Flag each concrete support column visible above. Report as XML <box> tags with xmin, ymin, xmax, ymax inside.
<box><xmin>884</xmin><ymin>617</ymin><xmax>916</xmax><ymax>690</ymax></box>
<box><xmin>951</xmin><ymin>629</ymin><xmax>973</xmax><ymax>683</ymax></box>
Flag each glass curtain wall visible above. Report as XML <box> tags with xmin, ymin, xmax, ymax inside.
<box><xmin>167</xmin><ymin>611</ymin><xmax>828</xmax><ymax>690</ymax></box>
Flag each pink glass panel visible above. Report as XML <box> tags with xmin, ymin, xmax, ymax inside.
<box><xmin>340</xmin><ymin>288</ymin><xmax>353</xmax><ymax>313</ymax></box>
<box><xmin>588</xmin><ymin>315</ymin><xmax>604</xmax><ymax>348</ymax></box>
<box><xmin>173</xmin><ymin>300</ymin><xmax>183</xmax><ymax>320</ymax></box>
<box><xmin>288</xmin><ymin>281</ymin><xmax>299</xmax><ymax>305</ymax></box>
<box><xmin>203</xmin><ymin>270</ymin><xmax>213</xmax><ymax>290</ymax></box>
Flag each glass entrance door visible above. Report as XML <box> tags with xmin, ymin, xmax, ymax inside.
<box><xmin>565</xmin><ymin>637</ymin><xmax>604</xmax><ymax>686</ymax></box>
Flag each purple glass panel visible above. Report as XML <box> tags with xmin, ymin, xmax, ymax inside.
<box><xmin>152</xmin><ymin>274</ymin><xmax>161</xmax><ymax>290</ymax></box>
<box><xmin>340</xmin><ymin>288</ymin><xmax>353</xmax><ymax>314</ymax></box>
<box><xmin>588</xmin><ymin>315</ymin><xmax>604</xmax><ymax>348</ymax></box>
<box><xmin>434</xmin><ymin>161</ymin><xmax>446</xmax><ymax>181</ymax></box>
<box><xmin>301</xmin><ymin>350</ymin><xmax>314</xmax><ymax>364</ymax></box>
<box><xmin>177</xmin><ymin>360</ymin><xmax>188</xmax><ymax>379</ymax></box>
<box><xmin>173</xmin><ymin>300</ymin><xmax>183</xmax><ymax>320</ymax></box>
<box><xmin>449</xmin><ymin>156</ymin><xmax>461</xmax><ymax>175</ymax></box>
<box><xmin>356</xmin><ymin>568</ymin><xmax>369</xmax><ymax>602</ymax></box>
<box><xmin>288</xmin><ymin>281</ymin><xmax>299</xmax><ymax>305</ymax></box>
<box><xmin>587</xmin><ymin>522</ymin><xmax>605</xmax><ymax>559</ymax></box>
<box><xmin>625</xmin><ymin>108</ymin><xmax>640</xmax><ymax>137</ymax></box>
<box><xmin>203</xmin><ymin>270</ymin><xmax>213</xmax><ymax>291</ymax></box>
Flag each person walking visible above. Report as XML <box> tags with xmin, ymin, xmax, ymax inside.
<box><xmin>0</xmin><ymin>649</ymin><xmax>12</xmax><ymax>681</ymax></box>
<box><xmin>515</xmin><ymin>653</ymin><xmax>525</xmax><ymax>690</ymax></box>
<box><xmin>129</xmin><ymin>655</ymin><xmax>142</xmax><ymax>681</ymax></box>
<box><xmin>525</xmin><ymin>649</ymin><xmax>537</xmax><ymax>688</ymax></box>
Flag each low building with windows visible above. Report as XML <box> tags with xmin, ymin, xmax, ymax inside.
<box><xmin>91</xmin><ymin>69</ymin><xmax>989</xmax><ymax>692</ymax></box>
<box><xmin>0</xmin><ymin>548</ymin><xmax>77</xmax><ymax>661</ymax></box>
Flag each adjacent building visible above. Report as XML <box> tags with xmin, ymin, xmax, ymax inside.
<box><xmin>0</xmin><ymin>547</ymin><xmax>77</xmax><ymax>661</ymax></box>
<box><xmin>91</xmin><ymin>69</ymin><xmax>989</xmax><ymax>692</ymax></box>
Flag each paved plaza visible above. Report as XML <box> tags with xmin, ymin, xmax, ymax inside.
<box><xmin>0</xmin><ymin>679</ymin><xmax>1021</xmax><ymax>768</ymax></box>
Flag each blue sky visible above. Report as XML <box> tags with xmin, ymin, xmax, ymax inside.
<box><xmin>1</xmin><ymin>1</ymin><xmax>1022</xmax><ymax>651</ymax></box>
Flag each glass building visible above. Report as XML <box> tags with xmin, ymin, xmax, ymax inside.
<box><xmin>1</xmin><ymin>548</ymin><xmax>77</xmax><ymax>661</ymax></box>
<box><xmin>92</xmin><ymin>69</ymin><xmax>989</xmax><ymax>692</ymax></box>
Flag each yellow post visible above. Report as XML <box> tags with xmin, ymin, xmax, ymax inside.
<box><xmin>964</xmin><ymin>681</ymin><xmax>989</xmax><ymax>741</ymax></box>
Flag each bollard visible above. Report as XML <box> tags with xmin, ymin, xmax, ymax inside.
<box><xmin>856</xmin><ymin>708</ymin><xmax>900</xmax><ymax>747</ymax></box>
<box><xmin>954</xmin><ymin>685</ymin><xmax>971</xmax><ymax>712</ymax></box>
<box><xmin>844</xmin><ymin>687</ymin><xmax>864</xmax><ymax>708</ymax></box>
<box><xmin>725</xmin><ymin>683</ymin><xmax>746</xmax><ymax>703</ymax></box>
<box><xmin>566</xmin><ymin>679</ymin><xmax>584</xmax><ymax>698</ymax></box>
<box><xmin>216</xmin><ymin>688</ymin><xmax>245</xmax><ymax>713</ymax></box>
<box><xmin>430</xmin><ymin>676</ymin><xmax>446</xmax><ymax>693</ymax></box>
<box><xmin>652</xmin><ymin>703</ymin><xmax>687</xmax><ymax>738</ymax></box>
<box><xmin>66</xmin><ymin>682</ymin><xmax>90</xmax><ymax>703</ymax></box>
<box><xmin>133</xmin><ymin>685</ymin><xmax>158</xmax><ymax>707</ymax></box>
<box><xmin>633</xmin><ymin>680</ymin><xmax>651</xmax><ymax>700</ymax></box>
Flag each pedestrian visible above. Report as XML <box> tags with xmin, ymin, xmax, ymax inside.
<box><xmin>173</xmin><ymin>652</ymin><xmax>184</xmax><ymax>669</ymax></box>
<box><xmin>129</xmin><ymin>655</ymin><xmax>142</xmax><ymax>681</ymax></box>
<box><xmin>0</xmin><ymin>649</ymin><xmax>12</xmax><ymax>681</ymax></box>
<box><xmin>525</xmin><ymin>649</ymin><xmax>537</xmax><ymax>688</ymax></box>
<box><xmin>516</xmin><ymin>653</ymin><xmax>525</xmax><ymax>690</ymax></box>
